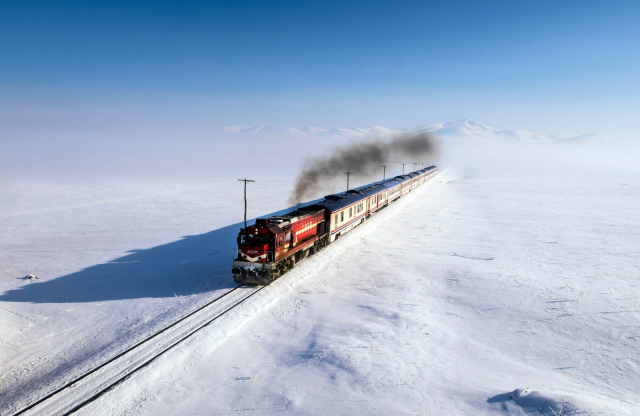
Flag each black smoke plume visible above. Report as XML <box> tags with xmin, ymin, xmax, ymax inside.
<box><xmin>289</xmin><ymin>131</ymin><xmax>439</xmax><ymax>204</ymax></box>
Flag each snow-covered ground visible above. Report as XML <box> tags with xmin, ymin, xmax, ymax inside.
<box><xmin>2</xmin><ymin>124</ymin><xmax>639</xmax><ymax>415</ymax></box>
<box><xmin>0</xmin><ymin>178</ymin><xmax>293</xmax><ymax>413</ymax></box>
<box><xmin>69</xmin><ymin>170</ymin><xmax>637</xmax><ymax>416</ymax></box>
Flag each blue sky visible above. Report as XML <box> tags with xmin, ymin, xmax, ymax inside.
<box><xmin>2</xmin><ymin>0</ymin><xmax>639</xmax><ymax>138</ymax></box>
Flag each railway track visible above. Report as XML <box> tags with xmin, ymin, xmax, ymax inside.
<box><xmin>11</xmin><ymin>285</ymin><xmax>263</xmax><ymax>416</ymax></box>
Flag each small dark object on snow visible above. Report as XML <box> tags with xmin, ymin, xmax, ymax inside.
<box><xmin>24</xmin><ymin>274</ymin><xmax>38</xmax><ymax>280</ymax></box>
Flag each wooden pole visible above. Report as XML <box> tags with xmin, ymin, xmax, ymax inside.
<box><xmin>344</xmin><ymin>172</ymin><xmax>353</xmax><ymax>191</ymax></box>
<box><xmin>238</xmin><ymin>178</ymin><xmax>255</xmax><ymax>229</ymax></box>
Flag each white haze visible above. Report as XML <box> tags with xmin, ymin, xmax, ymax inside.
<box><xmin>2</xmin><ymin>119</ymin><xmax>638</xmax><ymax>185</ymax></box>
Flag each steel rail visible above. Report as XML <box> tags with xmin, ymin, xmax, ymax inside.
<box><xmin>11</xmin><ymin>284</ymin><xmax>264</xmax><ymax>416</ymax></box>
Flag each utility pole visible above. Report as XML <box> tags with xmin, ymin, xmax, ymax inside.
<box><xmin>344</xmin><ymin>172</ymin><xmax>353</xmax><ymax>191</ymax></box>
<box><xmin>238</xmin><ymin>178</ymin><xmax>255</xmax><ymax>229</ymax></box>
<box><xmin>421</xmin><ymin>162</ymin><xmax>424</xmax><ymax>169</ymax></box>
<box><xmin>413</xmin><ymin>162</ymin><xmax>418</xmax><ymax>171</ymax></box>
<box><xmin>401</xmin><ymin>163</ymin><xmax>406</xmax><ymax>175</ymax></box>
<box><xmin>382</xmin><ymin>165</ymin><xmax>388</xmax><ymax>181</ymax></box>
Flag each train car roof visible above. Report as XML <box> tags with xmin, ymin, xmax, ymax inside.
<box><xmin>394</xmin><ymin>175</ymin><xmax>412</xmax><ymax>182</ymax></box>
<box><xmin>312</xmin><ymin>191</ymin><xmax>366</xmax><ymax>212</ymax></box>
<box><xmin>379</xmin><ymin>179</ymin><xmax>402</xmax><ymax>189</ymax></box>
<box><xmin>303</xmin><ymin>166</ymin><xmax>439</xmax><ymax>213</ymax></box>
<box><xmin>358</xmin><ymin>183</ymin><xmax>387</xmax><ymax>197</ymax></box>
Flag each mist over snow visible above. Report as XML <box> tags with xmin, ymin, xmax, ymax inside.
<box><xmin>220</xmin><ymin>119</ymin><xmax>640</xmax><ymax>195</ymax></box>
<box><xmin>2</xmin><ymin>118</ymin><xmax>636</xmax><ymax>184</ymax></box>
<box><xmin>222</xmin><ymin>119</ymin><xmax>615</xmax><ymax>144</ymax></box>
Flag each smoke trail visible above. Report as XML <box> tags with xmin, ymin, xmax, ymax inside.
<box><xmin>289</xmin><ymin>131</ymin><xmax>439</xmax><ymax>204</ymax></box>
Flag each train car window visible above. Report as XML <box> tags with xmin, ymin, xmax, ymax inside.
<box><xmin>349</xmin><ymin>207</ymin><xmax>352</xmax><ymax>217</ymax></box>
<box><xmin>279</xmin><ymin>236</ymin><xmax>283</xmax><ymax>247</ymax></box>
<box><xmin>335</xmin><ymin>214</ymin><xmax>338</xmax><ymax>226</ymax></box>
<box><xmin>285</xmin><ymin>232</ymin><xmax>291</xmax><ymax>243</ymax></box>
<box><xmin>341</xmin><ymin>211</ymin><xmax>344</xmax><ymax>221</ymax></box>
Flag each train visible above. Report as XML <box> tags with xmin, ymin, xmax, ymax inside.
<box><xmin>232</xmin><ymin>166</ymin><xmax>438</xmax><ymax>285</ymax></box>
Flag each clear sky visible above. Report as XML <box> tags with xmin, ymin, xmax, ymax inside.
<box><xmin>2</xmin><ymin>0</ymin><xmax>639</xmax><ymax>139</ymax></box>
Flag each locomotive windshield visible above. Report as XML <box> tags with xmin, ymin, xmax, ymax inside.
<box><xmin>244</xmin><ymin>233</ymin><xmax>268</xmax><ymax>244</ymax></box>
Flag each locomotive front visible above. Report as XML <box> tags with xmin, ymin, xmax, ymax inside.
<box><xmin>232</xmin><ymin>218</ymin><xmax>279</xmax><ymax>285</ymax></box>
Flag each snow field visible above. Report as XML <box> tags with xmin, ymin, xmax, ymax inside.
<box><xmin>76</xmin><ymin>172</ymin><xmax>640</xmax><ymax>415</ymax></box>
<box><xmin>0</xmin><ymin>178</ymin><xmax>292</xmax><ymax>414</ymax></box>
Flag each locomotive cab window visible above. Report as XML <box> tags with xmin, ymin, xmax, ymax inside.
<box><xmin>285</xmin><ymin>232</ymin><xmax>291</xmax><ymax>243</ymax></box>
<box><xmin>246</xmin><ymin>233</ymin><xmax>268</xmax><ymax>244</ymax></box>
<box><xmin>278</xmin><ymin>236</ymin><xmax>283</xmax><ymax>247</ymax></box>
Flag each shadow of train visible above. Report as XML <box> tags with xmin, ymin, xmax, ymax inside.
<box><xmin>0</xmin><ymin>202</ymin><xmax>319</xmax><ymax>304</ymax></box>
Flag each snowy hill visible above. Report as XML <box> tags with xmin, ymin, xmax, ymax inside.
<box><xmin>420</xmin><ymin>119</ymin><xmax>553</xmax><ymax>142</ymax></box>
<box><xmin>223</xmin><ymin>119</ymin><xmax>610</xmax><ymax>145</ymax></box>
<box><xmin>223</xmin><ymin>124</ymin><xmax>396</xmax><ymax>140</ymax></box>
<box><xmin>222</xmin><ymin>125</ymin><xmax>309</xmax><ymax>138</ymax></box>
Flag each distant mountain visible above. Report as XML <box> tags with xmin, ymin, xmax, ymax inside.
<box><xmin>222</xmin><ymin>125</ymin><xmax>309</xmax><ymax>138</ymax></box>
<box><xmin>222</xmin><ymin>120</ymin><xmax>610</xmax><ymax>145</ymax></box>
<box><xmin>223</xmin><ymin>124</ymin><xmax>396</xmax><ymax>140</ymax></box>
<box><xmin>419</xmin><ymin>119</ymin><xmax>553</xmax><ymax>142</ymax></box>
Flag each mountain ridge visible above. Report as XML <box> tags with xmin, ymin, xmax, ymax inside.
<box><xmin>223</xmin><ymin>119</ymin><xmax>610</xmax><ymax>145</ymax></box>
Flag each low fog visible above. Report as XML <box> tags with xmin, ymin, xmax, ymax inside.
<box><xmin>2</xmin><ymin>124</ymin><xmax>639</xmax><ymax>188</ymax></box>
